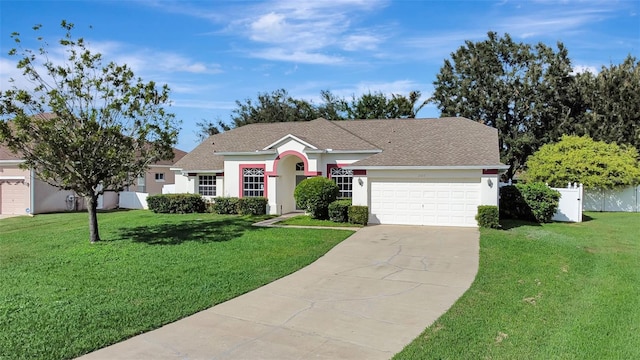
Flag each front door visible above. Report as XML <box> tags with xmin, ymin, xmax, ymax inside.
<box><xmin>295</xmin><ymin>175</ymin><xmax>306</xmax><ymax>210</ymax></box>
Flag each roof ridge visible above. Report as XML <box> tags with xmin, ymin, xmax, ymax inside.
<box><xmin>327</xmin><ymin>120</ymin><xmax>381</xmax><ymax>149</ymax></box>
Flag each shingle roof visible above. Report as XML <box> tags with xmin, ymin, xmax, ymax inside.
<box><xmin>174</xmin><ymin>117</ymin><xmax>503</xmax><ymax>171</ymax></box>
<box><xmin>0</xmin><ymin>144</ymin><xmax>23</xmax><ymax>161</ymax></box>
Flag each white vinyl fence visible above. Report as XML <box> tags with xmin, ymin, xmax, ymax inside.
<box><xmin>162</xmin><ymin>184</ymin><xmax>176</xmax><ymax>194</ymax></box>
<box><xmin>552</xmin><ymin>183</ymin><xmax>583</xmax><ymax>222</ymax></box>
<box><xmin>583</xmin><ymin>186</ymin><xmax>640</xmax><ymax>212</ymax></box>
<box><xmin>119</xmin><ymin>191</ymin><xmax>148</xmax><ymax>209</ymax></box>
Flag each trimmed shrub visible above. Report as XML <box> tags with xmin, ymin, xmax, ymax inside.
<box><xmin>348</xmin><ymin>205</ymin><xmax>368</xmax><ymax>225</ymax></box>
<box><xmin>328</xmin><ymin>199</ymin><xmax>351</xmax><ymax>223</ymax></box>
<box><xmin>211</xmin><ymin>197</ymin><xmax>240</xmax><ymax>214</ymax></box>
<box><xmin>237</xmin><ymin>197</ymin><xmax>268</xmax><ymax>215</ymax></box>
<box><xmin>294</xmin><ymin>177</ymin><xmax>339</xmax><ymax>219</ymax></box>
<box><xmin>476</xmin><ymin>205</ymin><xmax>500</xmax><ymax>228</ymax></box>
<box><xmin>147</xmin><ymin>194</ymin><xmax>206</xmax><ymax>214</ymax></box>
<box><xmin>500</xmin><ymin>183</ymin><xmax>560</xmax><ymax>223</ymax></box>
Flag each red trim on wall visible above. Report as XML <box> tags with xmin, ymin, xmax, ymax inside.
<box><xmin>482</xmin><ymin>169</ymin><xmax>499</xmax><ymax>175</ymax></box>
<box><xmin>266</xmin><ymin>150</ymin><xmax>321</xmax><ymax>176</ymax></box>
<box><xmin>215</xmin><ymin>172</ymin><xmax>224</xmax><ymax>177</ymax></box>
<box><xmin>239</xmin><ymin>164</ymin><xmax>267</xmax><ymax>199</ymax></box>
<box><xmin>353</xmin><ymin>169</ymin><xmax>367</xmax><ymax>176</ymax></box>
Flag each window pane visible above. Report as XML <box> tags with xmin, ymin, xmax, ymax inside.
<box><xmin>330</xmin><ymin>167</ymin><xmax>353</xmax><ymax>199</ymax></box>
<box><xmin>243</xmin><ymin>167</ymin><xmax>264</xmax><ymax>197</ymax></box>
<box><xmin>198</xmin><ymin>175</ymin><xmax>216</xmax><ymax>196</ymax></box>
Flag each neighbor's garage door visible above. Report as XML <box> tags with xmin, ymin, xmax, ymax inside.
<box><xmin>369</xmin><ymin>180</ymin><xmax>480</xmax><ymax>227</ymax></box>
<box><xmin>0</xmin><ymin>180</ymin><xmax>29</xmax><ymax>215</ymax></box>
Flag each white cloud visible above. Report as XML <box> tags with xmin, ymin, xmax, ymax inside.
<box><xmin>571</xmin><ymin>64</ymin><xmax>598</xmax><ymax>75</ymax></box>
<box><xmin>342</xmin><ymin>34</ymin><xmax>381</xmax><ymax>51</ymax></box>
<box><xmin>494</xmin><ymin>4</ymin><xmax>615</xmax><ymax>39</ymax></box>
<box><xmin>251</xmin><ymin>48</ymin><xmax>345</xmax><ymax>65</ymax></box>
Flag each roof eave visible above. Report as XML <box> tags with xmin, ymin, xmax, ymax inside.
<box><xmin>172</xmin><ymin>169</ymin><xmax>224</xmax><ymax>175</ymax></box>
<box><xmin>0</xmin><ymin>159</ymin><xmax>26</xmax><ymax>165</ymax></box>
<box><xmin>216</xmin><ymin>150</ymin><xmax>277</xmax><ymax>156</ymax></box>
<box><xmin>345</xmin><ymin>164</ymin><xmax>510</xmax><ymax>171</ymax></box>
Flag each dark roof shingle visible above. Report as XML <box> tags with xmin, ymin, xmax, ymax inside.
<box><xmin>174</xmin><ymin>117</ymin><xmax>503</xmax><ymax>171</ymax></box>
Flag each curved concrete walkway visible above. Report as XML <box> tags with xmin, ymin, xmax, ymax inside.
<box><xmin>79</xmin><ymin>225</ymin><xmax>479</xmax><ymax>360</ymax></box>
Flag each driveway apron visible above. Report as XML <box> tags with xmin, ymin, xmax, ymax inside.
<box><xmin>78</xmin><ymin>225</ymin><xmax>479</xmax><ymax>360</ymax></box>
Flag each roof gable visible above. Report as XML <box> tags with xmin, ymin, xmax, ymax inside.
<box><xmin>263</xmin><ymin>134</ymin><xmax>319</xmax><ymax>151</ymax></box>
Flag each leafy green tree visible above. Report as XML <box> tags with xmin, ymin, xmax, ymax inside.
<box><xmin>0</xmin><ymin>22</ymin><xmax>179</xmax><ymax>243</ymax></box>
<box><xmin>229</xmin><ymin>89</ymin><xmax>426</xmax><ymax>128</ymax></box>
<box><xmin>345</xmin><ymin>90</ymin><xmax>426</xmax><ymax>119</ymax></box>
<box><xmin>525</xmin><ymin>135</ymin><xmax>640</xmax><ymax>189</ymax></box>
<box><xmin>430</xmin><ymin>32</ymin><xmax>579</xmax><ymax>179</ymax></box>
<box><xmin>230</xmin><ymin>89</ymin><xmax>320</xmax><ymax>127</ymax></box>
<box><xmin>579</xmin><ymin>55</ymin><xmax>640</xmax><ymax>151</ymax></box>
<box><xmin>195</xmin><ymin>118</ymin><xmax>230</xmax><ymax>142</ymax></box>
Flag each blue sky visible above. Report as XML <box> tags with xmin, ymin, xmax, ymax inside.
<box><xmin>1</xmin><ymin>0</ymin><xmax>638</xmax><ymax>152</ymax></box>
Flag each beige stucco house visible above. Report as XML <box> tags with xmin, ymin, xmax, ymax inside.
<box><xmin>0</xmin><ymin>144</ymin><xmax>186</xmax><ymax>216</ymax></box>
<box><xmin>172</xmin><ymin>117</ymin><xmax>508</xmax><ymax>227</ymax></box>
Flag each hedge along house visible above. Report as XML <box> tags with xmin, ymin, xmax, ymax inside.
<box><xmin>172</xmin><ymin>117</ymin><xmax>508</xmax><ymax>227</ymax></box>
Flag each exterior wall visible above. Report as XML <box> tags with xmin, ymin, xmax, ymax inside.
<box><xmin>352</xmin><ymin>174</ymin><xmax>368</xmax><ymax>206</ymax></box>
<box><xmin>129</xmin><ymin>165</ymin><xmax>177</xmax><ymax>195</ymax></box>
<box><xmin>32</xmin><ymin>178</ymin><xmax>80</xmax><ymax>214</ymax></box>
<box><xmin>480</xmin><ymin>173</ymin><xmax>500</xmax><ymax>206</ymax></box>
<box><xmin>174</xmin><ymin>172</ymin><xmax>196</xmax><ymax>194</ymax></box>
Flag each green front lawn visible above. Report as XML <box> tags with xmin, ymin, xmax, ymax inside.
<box><xmin>277</xmin><ymin>214</ymin><xmax>364</xmax><ymax>228</ymax></box>
<box><xmin>394</xmin><ymin>212</ymin><xmax>640</xmax><ymax>359</ymax></box>
<box><xmin>0</xmin><ymin>211</ymin><xmax>353</xmax><ymax>360</ymax></box>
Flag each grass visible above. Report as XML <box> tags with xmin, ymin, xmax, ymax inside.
<box><xmin>394</xmin><ymin>212</ymin><xmax>640</xmax><ymax>360</ymax></box>
<box><xmin>0</xmin><ymin>210</ymin><xmax>353</xmax><ymax>360</ymax></box>
<box><xmin>277</xmin><ymin>214</ymin><xmax>363</xmax><ymax>228</ymax></box>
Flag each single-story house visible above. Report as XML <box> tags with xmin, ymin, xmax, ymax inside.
<box><xmin>0</xmin><ymin>142</ymin><xmax>186</xmax><ymax>216</ymax></box>
<box><xmin>172</xmin><ymin>117</ymin><xmax>508</xmax><ymax>227</ymax></box>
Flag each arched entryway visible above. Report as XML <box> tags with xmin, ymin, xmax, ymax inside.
<box><xmin>273</xmin><ymin>152</ymin><xmax>307</xmax><ymax>214</ymax></box>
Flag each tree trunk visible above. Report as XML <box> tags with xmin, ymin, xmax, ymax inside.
<box><xmin>86</xmin><ymin>195</ymin><xmax>101</xmax><ymax>243</ymax></box>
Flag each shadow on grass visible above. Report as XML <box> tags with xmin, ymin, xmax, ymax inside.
<box><xmin>114</xmin><ymin>216</ymin><xmax>262</xmax><ymax>245</ymax></box>
<box><xmin>582</xmin><ymin>214</ymin><xmax>594</xmax><ymax>222</ymax></box>
<box><xmin>500</xmin><ymin>218</ymin><xmax>542</xmax><ymax>230</ymax></box>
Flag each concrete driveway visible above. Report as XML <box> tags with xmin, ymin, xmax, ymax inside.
<box><xmin>78</xmin><ymin>225</ymin><xmax>479</xmax><ymax>360</ymax></box>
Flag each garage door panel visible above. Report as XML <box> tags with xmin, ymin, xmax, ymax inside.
<box><xmin>370</xmin><ymin>179</ymin><xmax>480</xmax><ymax>227</ymax></box>
<box><xmin>1</xmin><ymin>181</ymin><xmax>29</xmax><ymax>215</ymax></box>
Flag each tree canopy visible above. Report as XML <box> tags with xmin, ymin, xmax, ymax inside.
<box><xmin>525</xmin><ymin>135</ymin><xmax>640</xmax><ymax>189</ymax></box>
<box><xmin>429</xmin><ymin>31</ymin><xmax>578</xmax><ymax>180</ymax></box>
<box><xmin>578</xmin><ymin>55</ymin><xmax>640</xmax><ymax>151</ymax></box>
<box><xmin>225</xmin><ymin>88</ymin><xmax>427</xmax><ymax>130</ymax></box>
<box><xmin>0</xmin><ymin>21</ymin><xmax>179</xmax><ymax>243</ymax></box>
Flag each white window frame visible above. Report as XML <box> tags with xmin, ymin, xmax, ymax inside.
<box><xmin>198</xmin><ymin>175</ymin><xmax>216</xmax><ymax>197</ymax></box>
<box><xmin>330</xmin><ymin>167</ymin><xmax>353</xmax><ymax>199</ymax></box>
<box><xmin>154</xmin><ymin>173</ymin><xmax>165</xmax><ymax>182</ymax></box>
<box><xmin>243</xmin><ymin>168</ymin><xmax>265</xmax><ymax>197</ymax></box>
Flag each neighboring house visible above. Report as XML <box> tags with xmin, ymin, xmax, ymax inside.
<box><xmin>0</xmin><ymin>143</ymin><xmax>186</xmax><ymax>216</ymax></box>
<box><xmin>172</xmin><ymin>117</ymin><xmax>508</xmax><ymax>227</ymax></box>
<box><xmin>127</xmin><ymin>148</ymin><xmax>187</xmax><ymax>194</ymax></box>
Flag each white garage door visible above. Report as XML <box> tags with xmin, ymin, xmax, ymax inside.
<box><xmin>369</xmin><ymin>180</ymin><xmax>480</xmax><ymax>227</ymax></box>
<box><xmin>0</xmin><ymin>180</ymin><xmax>29</xmax><ymax>215</ymax></box>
